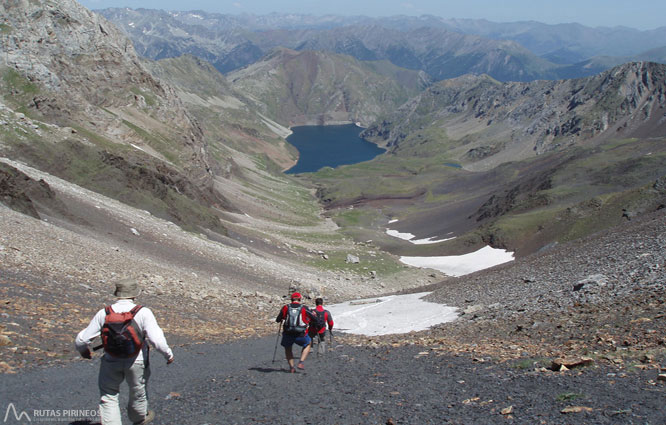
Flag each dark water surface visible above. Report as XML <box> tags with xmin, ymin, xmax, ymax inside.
<box><xmin>285</xmin><ymin>124</ymin><xmax>385</xmax><ymax>174</ymax></box>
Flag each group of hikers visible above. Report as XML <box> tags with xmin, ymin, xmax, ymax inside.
<box><xmin>274</xmin><ymin>292</ymin><xmax>335</xmax><ymax>373</ymax></box>
<box><xmin>74</xmin><ymin>279</ymin><xmax>333</xmax><ymax>425</ymax></box>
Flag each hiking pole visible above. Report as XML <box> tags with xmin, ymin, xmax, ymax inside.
<box><xmin>272</xmin><ymin>323</ymin><xmax>282</xmax><ymax>363</ymax></box>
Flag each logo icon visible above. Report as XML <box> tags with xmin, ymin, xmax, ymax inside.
<box><xmin>3</xmin><ymin>403</ymin><xmax>31</xmax><ymax>422</ymax></box>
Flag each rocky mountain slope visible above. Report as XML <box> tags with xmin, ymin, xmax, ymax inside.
<box><xmin>143</xmin><ymin>54</ymin><xmax>297</xmax><ymax>170</ymax></box>
<box><xmin>364</xmin><ymin>61</ymin><xmax>666</xmax><ymax>170</ymax></box>
<box><xmin>0</xmin><ymin>0</ymin><xmax>235</xmax><ymax>233</ymax></box>
<box><xmin>0</xmin><ymin>7</ymin><xmax>664</xmax><ymax>421</ymax></box>
<box><xmin>0</xmin><ymin>0</ymin><xmax>436</xmax><ymax>333</ymax></box>
<box><xmin>227</xmin><ymin>47</ymin><xmax>427</xmax><ymax>127</ymax></box>
<box><xmin>310</xmin><ymin>62</ymin><xmax>666</xmax><ymax>257</ymax></box>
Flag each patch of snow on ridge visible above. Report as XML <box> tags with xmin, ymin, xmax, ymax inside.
<box><xmin>386</xmin><ymin>229</ymin><xmax>415</xmax><ymax>241</ymax></box>
<box><xmin>386</xmin><ymin>226</ymin><xmax>456</xmax><ymax>245</ymax></box>
<box><xmin>327</xmin><ymin>292</ymin><xmax>458</xmax><ymax>336</ymax></box>
<box><xmin>400</xmin><ymin>245</ymin><xmax>514</xmax><ymax>277</ymax></box>
<box><xmin>410</xmin><ymin>235</ymin><xmax>456</xmax><ymax>245</ymax></box>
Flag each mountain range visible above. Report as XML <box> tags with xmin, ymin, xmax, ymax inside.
<box><xmin>2</xmin><ymin>4</ymin><xmax>666</xmax><ymax>421</ymax></box>
<box><xmin>98</xmin><ymin>8</ymin><xmax>666</xmax><ymax>82</ymax></box>
<box><xmin>1</xmin><ymin>0</ymin><xmax>665</xmax><ymax>289</ymax></box>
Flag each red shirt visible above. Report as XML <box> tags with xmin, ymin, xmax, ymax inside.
<box><xmin>276</xmin><ymin>302</ymin><xmax>312</xmax><ymax>326</ymax></box>
<box><xmin>310</xmin><ymin>305</ymin><xmax>334</xmax><ymax>335</ymax></box>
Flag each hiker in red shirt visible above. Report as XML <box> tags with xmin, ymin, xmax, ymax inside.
<box><xmin>308</xmin><ymin>297</ymin><xmax>334</xmax><ymax>355</ymax></box>
<box><xmin>275</xmin><ymin>292</ymin><xmax>315</xmax><ymax>373</ymax></box>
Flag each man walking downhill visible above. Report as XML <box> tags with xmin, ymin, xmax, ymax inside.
<box><xmin>276</xmin><ymin>292</ymin><xmax>315</xmax><ymax>373</ymax></box>
<box><xmin>75</xmin><ymin>278</ymin><xmax>174</xmax><ymax>425</ymax></box>
<box><xmin>308</xmin><ymin>297</ymin><xmax>334</xmax><ymax>356</ymax></box>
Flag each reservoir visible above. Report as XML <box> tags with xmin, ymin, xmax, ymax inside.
<box><xmin>285</xmin><ymin>124</ymin><xmax>385</xmax><ymax>174</ymax></box>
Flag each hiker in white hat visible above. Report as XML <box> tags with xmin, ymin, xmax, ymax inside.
<box><xmin>75</xmin><ymin>278</ymin><xmax>174</xmax><ymax>425</ymax></box>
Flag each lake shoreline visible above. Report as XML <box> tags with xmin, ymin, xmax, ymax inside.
<box><xmin>284</xmin><ymin>123</ymin><xmax>385</xmax><ymax>174</ymax></box>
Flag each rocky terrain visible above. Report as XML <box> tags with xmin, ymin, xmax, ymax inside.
<box><xmin>1</xmin><ymin>175</ymin><xmax>664</xmax><ymax>424</ymax></box>
<box><xmin>310</xmin><ymin>62</ymin><xmax>666</xmax><ymax>263</ymax></box>
<box><xmin>363</xmin><ymin>61</ymin><xmax>666</xmax><ymax>171</ymax></box>
<box><xmin>0</xmin><ymin>2</ymin><xmax>664</xmax><ymax>423</ymax></box>
<box><xmin>0</xmin><ymin>155</ymin><xmax>440</xmax><ymax>373</ymax></box>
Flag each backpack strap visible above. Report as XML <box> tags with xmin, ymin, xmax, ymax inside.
<box><xmin>129</xmin><ymin>305</ymin><xmax>143</xmax><ymax>317</ymax></box>
<box><xmin>103</xmin><ymin>305</ymin><xmax>142</xmax><ymax>316</ymax></box>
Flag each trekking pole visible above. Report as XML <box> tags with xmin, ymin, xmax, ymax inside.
<box><xmin>271</xmin><ymin>323</ymin><xmax>282</xmax><ymax>363</ymax></box>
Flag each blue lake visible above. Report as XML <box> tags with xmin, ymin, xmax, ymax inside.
<box><xmin>285</xmin><ymin>124</ymin><xmax>386</xmax><ymax>174</ymax></box>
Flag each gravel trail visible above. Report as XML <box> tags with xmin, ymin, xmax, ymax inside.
<box><xmin>1</xmin><ymin>336</ymin><xmax>664</xmax><ymax>425</ymax></box>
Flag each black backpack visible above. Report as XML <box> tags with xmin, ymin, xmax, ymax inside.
<box><xmin>311</xmin><ymin>309</ymin><xmax>327</xmax><ymax>332</ymax></box>
<box><xmin>284</xmin><ymin>304</ymin><xmax>307</xmax><ymax>335</ymax></box>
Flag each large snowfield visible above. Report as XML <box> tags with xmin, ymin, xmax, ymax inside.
<box><xmin>327</xmin><ymin>292</ymin><xmax>458</xmax><ymax>336</ymax></box>
<box><xmin>327</xmin><ymin>226</ymin><xmax>515</xmax><ymax>336</ymax></box>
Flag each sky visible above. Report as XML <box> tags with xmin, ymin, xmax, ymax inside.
<box><xmin>77</xmin><ymin>0</ymin><xmax>665</xmax><ymax>30</ymax></box>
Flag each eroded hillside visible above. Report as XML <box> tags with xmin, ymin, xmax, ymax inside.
<box><xmin>309</xmin><ymin>62</ymin><xmax>666</xmax><ymax>257</ymax></box>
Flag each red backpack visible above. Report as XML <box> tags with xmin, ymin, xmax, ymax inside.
<box><xmin>101</xmin><ymin>305</ymin><xmax>144</xmax><ymax>357</ymax></box>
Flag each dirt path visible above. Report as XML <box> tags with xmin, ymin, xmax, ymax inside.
<box><xmin>1</xmin><ymin>336</ymin><xmax>664</xmax><ymax>425</ymax></box>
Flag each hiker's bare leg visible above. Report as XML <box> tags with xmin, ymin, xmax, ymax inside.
<box><xmin>300</xmin><ymin>342</ymin><xmax>312</xmax><ymax>362</ymax></box>
<box><xmin>284</xmin><ymin>346</ymin><xmax>295</xmax><ymax>368</ymax></box>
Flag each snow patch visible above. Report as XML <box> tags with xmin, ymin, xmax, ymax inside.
<box><xmin>400</xmin><ymin>245</ymin><xmax>514</xmax><ymax>277</ymax></box>
<box><xmin>327</xmin><ymin>292</ymin><xmax>458</xmax><ymax>336</ymax></box>
<box><xmin>410</xmin><ymin>235</ymin><xmax>456</xmax><ymax>245</ymax></box>
<box><xmin>386</xmin><ymin>229</ymin><xmax>415</xmax><ymax>241</ymax></box>
<box><xmin>386</xmin><ymin>227</ymin><xmax>455</xmax><ymax>245</ymax></box>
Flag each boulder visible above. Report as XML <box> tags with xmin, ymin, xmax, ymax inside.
<box><xmin>550</xmin><ymin>357</ymin><xmax>594</xmax><ymax>371</ymax></box>
<box><xmin>346</xmin><ymin>254</ymin><xmax>360</xmax><ymax>264</ymax></box>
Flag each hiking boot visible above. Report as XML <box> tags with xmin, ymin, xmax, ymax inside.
<box><xmin>297</xmin><ymin>362</ymin><xmax>305</xmax><ymax>370</ymax></box>
<box><xmin>133</xmin><ymin>410</ymin><xmax>155</xmax><ymax>425</ymax></box>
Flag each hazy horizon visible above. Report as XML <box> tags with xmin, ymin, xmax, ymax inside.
<box><xmin>78</xmin><ymin>0</ymin><xmax>666</xmax><ymax>31</ymax></box>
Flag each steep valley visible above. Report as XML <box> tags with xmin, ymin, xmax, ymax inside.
<box><xmin>0</xmin><ymin>4</ymin><xmax>665</xmax><ymax>423</ymax></box>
